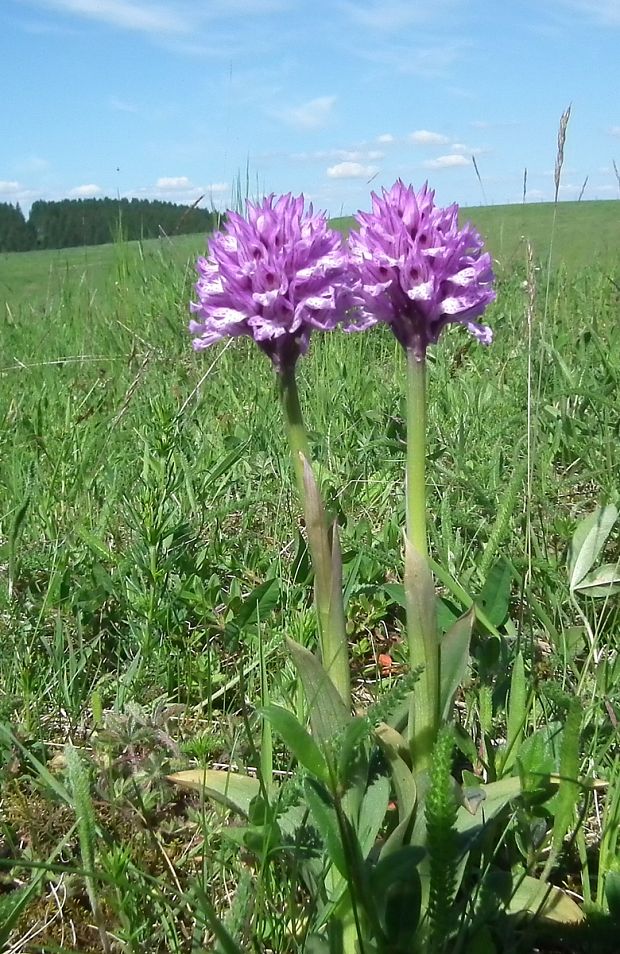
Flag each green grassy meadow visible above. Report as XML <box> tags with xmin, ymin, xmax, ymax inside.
<box><xmin>0</xmin><ymin>200</ymin><xmax>619</xmax><ymax>951</ymax></box>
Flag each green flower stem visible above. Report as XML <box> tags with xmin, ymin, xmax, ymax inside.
<box><xmin>279</xmin><ymin>366</ymin><xmax>351</xmax><ymax>710</ymax></box>
<box><xmin>406</xmin><ymin>346</ymin><xmax>439</xmax><ymax>771</ymax></box>
<box><xmin>406</xmin><ymin>348</ymin><xmax>428</xmax><ymax>558</ymax></box>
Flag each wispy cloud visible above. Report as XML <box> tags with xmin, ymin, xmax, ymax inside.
<box><xmin>552</xmin><ymin>1</ymin><xmax>620</xmax><ymax>26</ymax></box>
<box><xmin>423</xmin><ymin>154</ymin><xmax>470</xmax><ymax>169</ymax></box>
<box><xmin>70</xmin><ymin>183</ymin><xmax>102</xmax><ymax>197</ymax></box>
<box><xmin>409</xmin><ymin>129</ymin><xmax>449</xmax><ymax>146</ymax></box>
<box><xmin>277</xmin><ymin>95</ymin><xmax>336</xmax><ymax>130</ymax></box>
<box><xmin>109</xmin><ymin>96</ymin><xmax>138</xmax><ymax>113</ymax></box>
<box><xmin>326</xmin><ymin>161</ymin><xmax>378</xmax><ymax>179</ymax></box>
<box><xmin>377</xmin><ymin>133</ymin><xmax>395</xmax><ymax>144</ymax></box>
<box><xmin>340</xmin><ymin>0</ymin><xmax>460</xmax><ymax>32</ymax></box>
<box><xmin>24</xmin><ymin>0</ymin><xmax>188</xmax><ymax>35</ymax></box>
<box><xmin>609</xmin><ymin>126</ymin><xmax>620</xmax><ymax>136</ymax></box>
<box><xmin>291</xmin><ymin>147</ymin><xmax>383</xmax><ymax>162</ymax></box>
<box><xmin>354</xmin><ymin>41</ymin><xmax>466</xmax><ymax>78</ymax></box>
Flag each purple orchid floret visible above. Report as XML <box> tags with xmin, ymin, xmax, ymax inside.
<box><xmin>348</xmin><ymin>180</ymin><xmax>496</xmax><ymax>357</ymax></box>
<box><xmin>189</xmin><ymin>193</ymin><xmax>351</xmax><ymax>371</ymax></box>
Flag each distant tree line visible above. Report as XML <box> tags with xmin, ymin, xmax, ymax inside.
<box><xmin>0</xmin><ymin>198</ymin><xmax>220</xmax><ymax>252</ymax></box>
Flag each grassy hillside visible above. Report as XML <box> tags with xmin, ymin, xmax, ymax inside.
<box><xmin>2</xmin><ymin>199</ymin><xmax>618</xmax><ymax>314</ymax></box>
<box><xmin>0</xmin><ymin>194</ymin><xmax>619</xmax><ymax>950</ymax></box>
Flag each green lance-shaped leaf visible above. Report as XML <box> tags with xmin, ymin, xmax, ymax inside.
<box><xmin>304</xmin><ymin>777</ymin><xmax>348</xmax><ymax>877</ymax></box>
<box><xmin>405</xmin><ymin>534</ymin><xmax>440</xmax><ymax>770</ymax></box>
<box><xmin>542</xmin><ymin>698</ymin><xmax>582</xmax><ymax>881</ymax></box>
<box><xmin>499</xmin><ymin>651</ymin><xmax>528</xmax><ymax>775</ymax></box>
<box><xmin>568</xmin><ymin>503</ymin><xmax>618</xmax><ymax>591</ymax></box>
<box><xmin>286</xmin><ymin>637</ymin><xmax>350</xmax><ymax>747</ymax></box>
<box><xmin>439</xmin><ymin>607</ymin><xmax>475</xmax><ymax>722</ymax></box>
<box><xmin>259</xmin><ymin>703</ymin><xmax>329</xmax><ymax>783</ymax></box>
<box><xmin>375</xmin><ymin>723</ymin><xmax>418</xmax><ymax>858</ymax></box>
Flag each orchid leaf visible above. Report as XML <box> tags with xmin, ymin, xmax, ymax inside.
<box><xmin>440</xmin><ymin>607</ymin><xmax>475</xmax><ymax>721</ymax></box>
<box><xmin>259</xmin><ymin>704</ymin><xmax>329</xmax><ymax>783</ymax></box>
<box><xmin>286</xmin><ymin>637</ymin><xmax>350</xmax><ymax>744</ymax></box>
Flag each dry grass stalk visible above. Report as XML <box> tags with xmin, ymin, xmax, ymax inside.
<box><xmin>578</xmin><ymin>175</ymin><xmax>588</xmax><ymax>202</ymax></box>
<box><xmin>613</xmin><ymin>159</ymin><xmax>620</xmax><ymax>195</ymax></box>
<box><xmin>522</xmin><ymin>167</ymin><xmax>528</xmax><ymax>204</ymax></box>
<box><xmin>554</xmin><ymin>104</ymin><xmax>571</xmax><ymax>203</ymax></box>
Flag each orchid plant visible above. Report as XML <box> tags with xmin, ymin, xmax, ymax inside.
<box><xmin>170</xmin><ymin>183</ymin><xmax>586</xmax><ymax>953</ymax></box>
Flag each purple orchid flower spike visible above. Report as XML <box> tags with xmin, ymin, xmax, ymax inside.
<box><xmin>348</xmin><ymin>180</ymin><xmax>496</xmax><ymax>359</ymax></box>
<box><xmin>189</xmin><ymin>193</ymin><xmax>351</xmax><ymax>371</ymax></box>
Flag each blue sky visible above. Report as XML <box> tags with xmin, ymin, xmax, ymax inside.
<box><xmin>1</xmin><ymin>0</ymin><xmax>620</xmax><ymax>216</ymax></box>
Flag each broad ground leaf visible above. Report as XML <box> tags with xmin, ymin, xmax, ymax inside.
<box><xmin>166</xmin><ymin>768</ymin><xmax>261</xmax><ymax>817</ymax></box>
<box><xmin>486</xmin><ymin>869</ymin><xmax>584</xmax><ymax>924</ymax></box>
<box><xmin>568</xmin><ymin>504</ymin><xmax>618</xmax><ymax>591</ymax></box>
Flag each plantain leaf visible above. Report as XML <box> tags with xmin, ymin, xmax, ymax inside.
<box><xmin>259</xmin><ymin>704</ymin><xmax>329</xmax><ymax>783</ymax></box>
<box><xmin>573</xmin><ymin>562</ymin><xmax>620</xmax><ymax>598</ymax></box>
<box><xmin>166</xmin><ymin>768</ymin><xmax>261</xmax><ymax>817</ymax></box>
<box><xmin>476</xmin><ymin>558</ymin><xmax>513</xmax><ymax>627</ymax></box>
<box><xmin>568</xmin><ymin>504</ymin><xmax>618</xmax><ymax>591</ymax></box>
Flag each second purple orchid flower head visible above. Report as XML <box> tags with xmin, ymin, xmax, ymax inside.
<box><xmin>189</xmin><ymin>181</ymin><xmax>496</xmax><ymax>367</ymax></box>
<box><xmin>348</xmin><ymin>179</ymin><xmax>496</xmax><ymax>359</ymax></box>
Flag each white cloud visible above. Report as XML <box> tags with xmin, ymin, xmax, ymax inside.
<box><xmin>156</xmin><ymin>176</ymin><xmax>193</xmax><ymax>189</ymax></box>
<box><xmin>0</xmin><ymin>180</ymin><xmax>21</xmax><ymax>195</ymax></box>
<box><xmin>424</xmin><ymin>154</ymin><xmax>470</xmax><ymax>169</ymax></box>
<box><xmin>609</xmin><ymin>126</ymin><xmax>620</xmax><ymax>136</ymax></box>
<box><xmin>451</xmin><ymin>142</ymin><xmax>485</xmax><ymax>155</ymax></box>
<box><xmin>341</xmin><ymin>0</ymin><xmax>460</xmax><ymax>32</ymax></box>
<box><xmin>327</xmin><ymin>161</ymin><xmax>378</xmax><ymax>180</ymax></box>
<box><xmin>278</xmin><ymin>95</ymin><xmax>336</xmax><ymax>130</ymax></box>
<box><xmin>409</xmin><ymin>129</ymin><xmax>449</xmax><ymax>146</ymax></box>
<box><xmin>29</xmin><ymin>0</ymin><xmax>188</xmax><ymax>35</ymax></box>
<box><xmin>377</xmin><ymin>133</ymin><xmax>395</xmax><ymax>144</ymax></box>
<box><xmin>70</xmin><ymin>184</ymin><xmax>103</xmax><ymax>197</ymax></box>
<box><xmin>292</xmin><ymin>147</ymin><xmax>383</xmax><ymax>163</ymax></box>
<box><xmin>206</xmin><ymin>182</ymin><xmax>229</xmax><ymax>194</ymax></box>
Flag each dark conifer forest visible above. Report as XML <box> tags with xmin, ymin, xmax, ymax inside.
<box><xmin>0</xmin><ymin>197</ymin><xmax>219</xmax><ymax>252</ymax></box>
